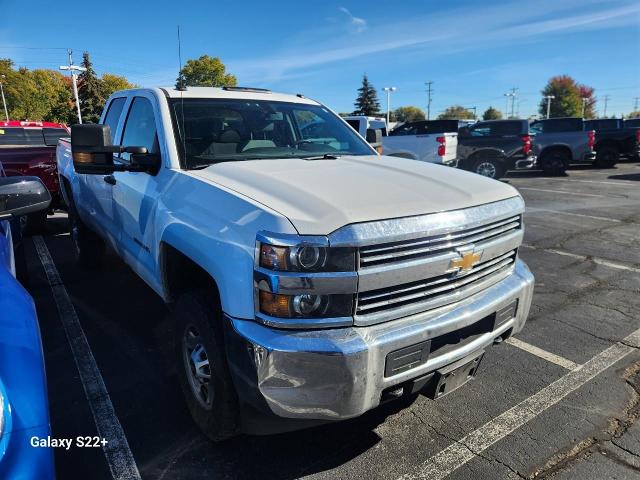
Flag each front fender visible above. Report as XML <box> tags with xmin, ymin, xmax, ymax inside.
<box><xmin>158</xmin><ymin>174</ymin><xmax>297</xmax><ymax>319</ymax></box>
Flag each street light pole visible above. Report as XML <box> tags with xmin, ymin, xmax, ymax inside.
<box><xmin>504</xmin><ymin>93</ymin><xmax>515</xmax><ymax>118</ymax></box>
<box><xmin>544</xmin><ymin>95</ymin><xmax>555</xmax><ymax>119</ymax></box>
<box><xmin>382</xmin><ymin>87</ymin><xmax>396</xmax><ymax>127</ymax></box>
<box><xmin>60</xmin><ymin>49</ymin><xmax>86</xmax><ymax>124</ymax></box>
<box><xmin>0</xmin><ymin>74</ymin><xmax>8</xmax><ymax>122</ymax></box>
<box><xmin>581</xmin><ymin>97</ymin><xmax>588</xmax><ymax>118</ymax></box>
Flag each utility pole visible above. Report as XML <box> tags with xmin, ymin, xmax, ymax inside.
<box><xmin>60</xmin><ymin>49</ymin><xmax>86</xmax><ymax>124</ymax></box>
<box><xmin>382</xmin><ymin>87</ymin><xmax>396</xmax><ymax>127</ymax></box>
<box><xmin>634</xmin><ymin>97</ymin><xmax>639</xmax><ymax>112</ymax></box>
<box><xmin>544</xmin><ymin>95</ymin><xmax>555</xmax><ymax>119</ymax></box>
<box><xmin>425</xmin><ymin>81</ymin><xmax>433</xmax><ymax>120</ymax></box>
<box><xmin>0</xmin><ymin>74</ymin><xmax>8</xmax><ymax>122</ymax></box>
<box><xmin>468</xmin><ymin>106</ymin><xmax>477</xmax><ymax>120</ymax></box>
<box><xmin>581</xmin><ymin>97</ymin><xmax>588</xmax><ymax>118</ymax></box>
<box><xmin>603</xmin><ymin>95</ymin><xmax>610</xmax><ymax>118</ymax></box>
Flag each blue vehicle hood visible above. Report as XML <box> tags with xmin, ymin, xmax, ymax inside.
<box><xmin>0</xmin><ymin>254</ymin><xmax>50</xmax><ymax>434</ymax></box>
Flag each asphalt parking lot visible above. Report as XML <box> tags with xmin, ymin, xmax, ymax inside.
<box><xmin>21</xmin><ymin>161</ymin><xmax>640</xmax><ymax>480</ymax></box>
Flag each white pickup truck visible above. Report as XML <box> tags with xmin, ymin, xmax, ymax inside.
<box><xmin>57</xmin><ymin>86</ymin><xmax>534</xmax><ymax>440</ymax></box>
<box><xmin>383</xmin><ymin>119</ymin><xmax>459</xmax><ymax>165</ymax></box>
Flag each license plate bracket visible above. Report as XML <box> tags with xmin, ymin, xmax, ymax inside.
<box><xmin>425</xmin><ymin>351</ymin><xmax>484</xmax><ymax>399</ymax></box>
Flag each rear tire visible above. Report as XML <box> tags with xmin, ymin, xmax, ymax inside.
<box><xmin>540</xmin><ymin>151</ymin><xmax>568</xmax><ymax>176</ymax></box>
<box><xmin>68</xmin><ymin>209</ymin><xmax>105</xmax><ymax>270</ymax></box>
<box><xmin>594</xmin><ymin>146</ymin><xmax>618</xmax><ymax>168</ymax></box>
<box><xmin>472</xmin><ymin>157</ymin><xmax>505</xmax><ymax>180</ymax></box>
<box><xmin>174</xmin><ymin>289</ymin><xmax>239</xmax><ymax>442</ymax></box>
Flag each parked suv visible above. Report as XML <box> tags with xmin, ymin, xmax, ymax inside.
<box><xmin>529</xmin><ymin>117</ymin><xmax>595</xmax><ymax>174</ymax></box>
<box><xmin>457</xmin><ymin>120</ymin><xmax>535</xmax><ymax>179</ymax></box>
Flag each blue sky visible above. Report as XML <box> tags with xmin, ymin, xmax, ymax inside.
<box><xmin>1</xmin><ymin>0</ymin><xmax>639</xmax><ymax>117</ymax></box>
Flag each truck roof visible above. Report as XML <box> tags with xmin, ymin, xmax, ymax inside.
<box><xmin>153</xmin><ymin>86</ymin><xmax>320</xmax><ymax>105</ymax></box>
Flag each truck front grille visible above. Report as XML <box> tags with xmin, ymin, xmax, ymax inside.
<box><xmin>358</xmin><ymin>215</ymin><xmax>521</xmax><ymax>268</ymax></box>
<box><xmin>356</xmin><ymin>250</ymin><xmax>517</xmax><ymax>318</ymax></box>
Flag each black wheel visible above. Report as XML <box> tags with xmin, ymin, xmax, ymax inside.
<box><xmin>68</xmin><ymin>208</ymin><xmax>105</xmax><ymax>269</ymax></box>
<box><xmin>594</xmin><ymin>146</ymin><xmax>618</xmax><ymax>168</ymax></box>
<box><xmin>21</xmin><ymin>210</ymin><xmax>48</xmax><ymax>235</ymax></box>
<box><xmin>540</xmin><ymin>151</ymin><xmax>568</xmax><ymax>176</ymax></box>
<box><xmin>472</xmin><ymin>157</ymin><xmax>505</xmax><ymax>179</ymax></box>
<box><xmin>174</xmin><ymin>289</ymin><xmax>239</xmax><ymax>441</ymax></box>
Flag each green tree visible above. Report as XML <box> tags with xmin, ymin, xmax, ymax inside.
<box><xmin>176</xmin><ymin>55</ymin><xmax>237</xmax><ymax>88</ymax></box>
<box><xmin>626</xmin><ymin>110</ymin><xmax>640</xmax><ymax>119</ymax></box>
<box><xmin>394</xmin><ymin>106</ymin><xmax>425</xmax><ymax>123</ymax></box>
<box><xmin>538</xmin><ymin>75</ymin><xmax>594</xmax><ymax>119</ymax></box>
<box><xmin>353</xmin><ymin>74</ymin><xmax>381</xmax><ymax>116</ymax></box>
<box><xmin>78</xmin><ymin>52</ymin><xmax>105</xmax><ymax>123</ymax></box>
<box><xmin>101</xmin><ymin>73</ymin><xmax>136</xmax><ymax>98</ymax></box>
<box><xmin>482</xmin><ymin>106</ymin><xmax>502</xmax><ymax>120</ymax></box>
<box><xmin>438</xmin><ymin>105</ymin><xmax>475</xmax><ymax>120</ymax></box>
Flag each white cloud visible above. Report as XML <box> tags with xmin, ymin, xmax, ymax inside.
<box><xmin>338</xmin><ymin>6</ymin><xmax>367</xmax><ymax>33</ymax></box>
<box><xmin>227</xmin><ymin>0</ymin><xmax>640</xmax><ymax>84</ymax></box>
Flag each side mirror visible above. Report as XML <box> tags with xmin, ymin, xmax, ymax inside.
<box><xmin>71</xmin><ymin>124</ymin><xmax>160</xmax><ymax>175</ymax></box>
<box><xmin>71</xmin><ymin>124</ymin><xmax>116</xmax><ymax>174</ymax></box>
<box><xmin>366</xmin><ymin>128</ymin><xmax>383</xmax><ymax>144</ymax></box>
<box><xmin>0</xmin><ymin>176</ymin><xmax>51</xmax><ymax>218</ymax></box>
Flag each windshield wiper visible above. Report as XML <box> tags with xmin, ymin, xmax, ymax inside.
<box><xmin>300</xmin><ymin>153</ymin><xmax>341</xmax><ymax>160</ymax></box>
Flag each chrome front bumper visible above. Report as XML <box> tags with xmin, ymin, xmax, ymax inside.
<box><xmin>226</xmin><ymin>259</ymin><xmax>534</xmax><ymax>421</ymax></box>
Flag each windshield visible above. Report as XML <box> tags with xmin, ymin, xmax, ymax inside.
<box><xmin>170</xmin><ymin>99</ymin><xmax>374</xmax><ymax>168</ymax></box>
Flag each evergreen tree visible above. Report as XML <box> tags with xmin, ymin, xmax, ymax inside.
<box><xmin>78</xmin><ymin>52</ymin><xmax>105</xmax><ymax>123</ymax></box>
<box><xmin>353</xmin><ymin>74</ymin><xmax>381</xmax><ymax>116</ymax></box>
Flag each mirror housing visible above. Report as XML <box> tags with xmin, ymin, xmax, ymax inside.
<box><xmin>0</xmin><ymin>176</ymin><xmax>51</xmax><ymax>218</ymax></box>
<box><xmin>71</xmin><ymin>124</ymin><xmax>116</xmax><ymax>174</ymax></box>
<box><xmin>71</xmin><ymin>124</ymin><xmax>160</xmax><ymax>175</ymax></box>
<box><xmin>366</xmin><ymin>128</ymin><xmax>383</xmax><ymax>155</ymax></box>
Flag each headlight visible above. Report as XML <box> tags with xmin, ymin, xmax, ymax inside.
<box><xmin>259</xmin><ymin>291</ymin><xmax>354</xmax><ymax>319</ymax></box>
<box><xmin>259</xmin><ymin>244</ymin><xmax>355</xmax><ymax>272</ymax></box>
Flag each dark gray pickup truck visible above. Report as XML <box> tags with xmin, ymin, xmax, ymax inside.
<box><xmin>584</xmin><ymin>118</ymin><xmax>640</xmax><ymax>166</ymax></box>
<box><xmin>529</xmin><ymin>118</ymin><xmax>596</xmax><ymax>175</ymax></box>
<box><xmin>457</xmin><ymin>120</ymin><xmax>536</xmax><ymax>179</ymax></box>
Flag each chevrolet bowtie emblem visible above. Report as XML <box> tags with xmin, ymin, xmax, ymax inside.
<box><xmin>450</xmin><ymin>250</ymin><xmax>482</xmax><ymax>273</ymax></box>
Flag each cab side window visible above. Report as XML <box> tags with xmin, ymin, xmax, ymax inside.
<box><xmin>102</xmin><ymin>97</ymin><xmax>126</xmax><ymax>141</ymax></box>
<box><xmin>120</xmin><ymin>97</ymin><xmax>159</xmax><ymax>162</ymax></box>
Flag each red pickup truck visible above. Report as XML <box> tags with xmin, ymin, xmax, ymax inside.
<box><xmin>0</xmin><ymin>120</ymin><xmax>69</xmax><ymax>231</ymax></box>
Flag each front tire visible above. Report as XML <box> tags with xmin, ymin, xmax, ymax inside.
<box><xmin>472</xmin><ymin>157</ymin><xmax>505</xmax><ymax>179</ymax></box>
<box><xmin>540</xmin><ymin>151</ymin><xmax>568</xmax><ymax>176</ymax></box>
<box><xmin>68</xmin><ymin>209</ymin><xmax>105</xmax><ymax>270</ymax></box>
<box><xmin>594</xmin><ymin>146</ymin><xmax>618</xmax><ymax>168</ymax></box>
<box><xmin>174</xmin><ymin>289</ymin><xmax>239</xmax><ymax>441</ymax></box>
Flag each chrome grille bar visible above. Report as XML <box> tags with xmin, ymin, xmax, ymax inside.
<box><xmin>360</xmin><ymin>216</ymin><xmax>520</xmax><ymax>267</ymax></box>
<box><xmin>356</xmin><ymin>250</ymin><xmax>516</xmax><ymax>314</ymax></box>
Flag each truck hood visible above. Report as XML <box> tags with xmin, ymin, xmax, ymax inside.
<box><xmin>192</xmin><ymin>155</ymin><xmax>520</xmax><ymax>234</ymax></box>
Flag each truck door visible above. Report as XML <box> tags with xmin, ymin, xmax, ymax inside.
<box><xmin>77</xmin><ymin>97</ymin><xmax>127</xmax><ymax>247</ymax></box>
<box><xmin>111</xmin><ymin>94</ymin><xmax>163</xmax><ymax>291</ymax></box>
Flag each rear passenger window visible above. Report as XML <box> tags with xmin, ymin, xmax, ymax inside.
<box><xmin>469</xmin><ymin>126</ymin><xmax>491</xmax><ymax>137</ymax></box>
<box><xmin>120</xmin><ymin>97</ymin><xmax>158</xmax><ymax>162</ymax></box>
<box><xmin>102</xmin><ymin>97</ymin><xmax>126</xmax><ymax>141</ymax></box>
<box><xmin>0</xmin><ymin>127</ymin><xmax>44</xmax><ymax>145</ymax></box>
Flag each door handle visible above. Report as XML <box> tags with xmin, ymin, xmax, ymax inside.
<box><xmin>103</xmin><ymin>175</ymin><xmax>116</xmax><ymax>185</ymax></box>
